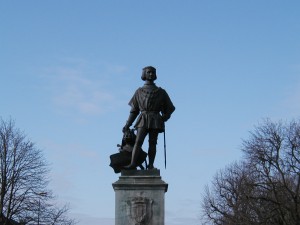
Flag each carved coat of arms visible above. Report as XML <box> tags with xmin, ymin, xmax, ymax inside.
<box><xmin>127</xmin><ymin>197</ymin><xmax>153</xmax><ymax>225</ymax></box>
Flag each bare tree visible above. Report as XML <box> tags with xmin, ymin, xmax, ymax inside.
<box><xmin>243</xmin><ymin>119</ymin><xmax>300</xmax><ymax>224</ymax></box>
<box><xmin>202</xmin><ymin>119</ymin><xmax>300</xmax><ymax>225</ymax></box>
<box><xmin>202</xmin><ymin>162</ymin><xmax>260</xmax><ymax>225</ymax></box>
<box><xmin>0</xmin><ymin>118</ymin><xmax>76</xmax><ymax>225</ymax></box>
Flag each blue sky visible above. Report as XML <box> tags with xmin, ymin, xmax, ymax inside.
<box><xmin>1</xmin><ymin>1</ymin><xmax>300</xmax><ymax>224</ymax></box>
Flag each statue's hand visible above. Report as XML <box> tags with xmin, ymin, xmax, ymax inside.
<box><xmin>162</xmin><ymin>114</ymin><xmax>170</xmax><ymax>122</ymax></box>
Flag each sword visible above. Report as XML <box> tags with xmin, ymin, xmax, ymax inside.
<box><xmin>164</xmin><ymin>129</ymin><xmax>167</xmax><ymax>169</ymax></box>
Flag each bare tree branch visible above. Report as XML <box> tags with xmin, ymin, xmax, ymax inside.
<box><xmin>202</xmin><ymin>119</ymin><xmax>300</xmax><ymax>225</ymax></box>
<box><xmin>0</xmin><ymin>118</ymin><xmax>76</xmax><ymax>225</ymax></box>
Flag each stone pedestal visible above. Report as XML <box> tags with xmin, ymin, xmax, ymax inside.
<box><xmin>112</xmin><ymin>170</ymin><xmax>168</xmax><ymax>225</ymax></box>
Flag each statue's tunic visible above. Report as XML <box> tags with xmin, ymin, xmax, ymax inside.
<box><xmin>129</xmin><ymin>85</ymin><xmax>175</xmax><ymax>133</ymax></box>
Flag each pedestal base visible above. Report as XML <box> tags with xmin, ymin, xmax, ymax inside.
<box><xmin>112</xmin><ymin>170</ymin><xmax>168</xmax><ymax>225</ymax></box>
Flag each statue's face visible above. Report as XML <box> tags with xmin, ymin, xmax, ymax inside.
<box><xmin>145</xmin><ymin>68</ymin><xmax>156</xmax><ymax>81</ymax></box>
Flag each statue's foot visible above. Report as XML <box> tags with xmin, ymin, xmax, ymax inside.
<box><xmin>139</xmin><ymin>165</ymin><xmax>145</xmax><ymax>170</ymax></box>
<box><xmin>147</xmin><ymin>164</ymin><xmax>157</xmax><ymax>170</ymax></box>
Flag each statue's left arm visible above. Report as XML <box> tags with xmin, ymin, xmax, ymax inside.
<box><xmin>161</xmin><ymin>89</ymin><xmax>175</xmax><ymax>122</ymax></box>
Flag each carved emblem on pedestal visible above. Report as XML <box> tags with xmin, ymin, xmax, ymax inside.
<box><xmin>127</xmin><ymin>197</ymin><xmax>153</xmax><ymax>225</ymax></box>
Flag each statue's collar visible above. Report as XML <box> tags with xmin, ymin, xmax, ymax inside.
<box><xmin>144</xmin><ymin>81</ymin><xmax>156</xmax><ymax>86</ymax></box>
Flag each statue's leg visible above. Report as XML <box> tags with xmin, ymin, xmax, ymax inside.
<box><xmin>148</xmin><ymin>130</ymin><xmax>159</xmax><ymax>169</ymax></box>
<box><xmin>124</xmin><ymin>128</ymin><xmax>147</xmax><ymax>169</ymax></box>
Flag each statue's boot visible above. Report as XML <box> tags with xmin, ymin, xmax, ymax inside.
<box><xmin>123</xmin><ymin>146</ymin><xmax>140</xmax><ymax>169</ymax></box>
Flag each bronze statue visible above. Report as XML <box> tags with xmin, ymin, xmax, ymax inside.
<box><xmin>122</xmin><ymin>66</ymin><xmax>175</xmax><ymax>169</ymax></box>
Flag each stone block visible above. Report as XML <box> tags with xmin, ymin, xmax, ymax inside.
<box><xmin>112</xmin><ymin>170</ymin><xmax>168</xmax><ymax>225</ymax></box>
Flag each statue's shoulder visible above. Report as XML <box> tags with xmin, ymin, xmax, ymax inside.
<box><xmin>133</xmin><ymin>87</ymin><xmax>143</xmax><ymax>94</ymax></box>
<box><xmin>157</xmin><ymin>87</ymin><xmax>168</xmax><ymax>94</ymax></box>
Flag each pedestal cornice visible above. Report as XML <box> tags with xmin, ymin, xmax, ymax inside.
<box><xmin>112</xmin><ymin>169</ymin><xmax>168</xmax><ymax>192</ymax></box>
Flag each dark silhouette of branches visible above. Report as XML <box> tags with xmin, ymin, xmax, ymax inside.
<box><xmin>0</xmin><ymin>118</ymin><xmax>76</xmax><ymax>225</ymax></box>
<box><xmin>202</xmin><ymin>119</ymin><xmax>300</xmax><ymax>225</ymax></box>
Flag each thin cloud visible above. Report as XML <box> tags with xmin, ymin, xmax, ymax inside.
<box><xmin>53</xmin><ymin>68</ymin><xmax>114</xmax><ymax>115</ymax></box>
<box><xmin>42</xmin><ymin>59</ymin><xmax>126</xmax><ymax>117</ymax></box>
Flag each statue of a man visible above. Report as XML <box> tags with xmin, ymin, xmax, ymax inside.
<box><xmin>122</xmin><ymin>66</ymin><xmax>175</xmax><ymax>169</ymax></box>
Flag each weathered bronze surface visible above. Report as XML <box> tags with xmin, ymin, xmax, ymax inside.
<box><xmin>121</xmin><ymin>66</ymin><xmax>175</xmax><ymax>170</ymax></box>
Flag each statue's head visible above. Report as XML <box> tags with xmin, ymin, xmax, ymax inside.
<box><xmin>141</xmin><ymin>66</ymin><xmax>157</xmax><ymax>81</ymax></box>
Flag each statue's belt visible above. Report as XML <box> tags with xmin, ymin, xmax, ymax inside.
<box><xmin>141</xmin><ymin>111</ymin><xmax>160</xmax><ymax>114</ymax></box>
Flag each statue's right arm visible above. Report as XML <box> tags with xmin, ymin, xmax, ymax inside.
<box><xmin>122</xmin><ymin>112</ymin><xmax>138</xmax><ymax>132</ymax></box>
<box><xmin>123</xmin><ymin>89</ymin><xmax>139</xmax><ymax>132</ymax></box>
